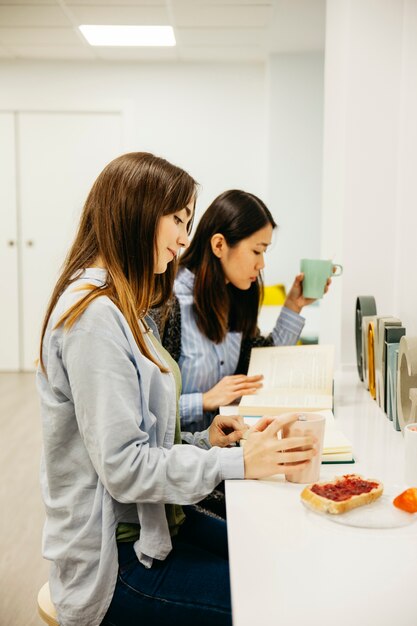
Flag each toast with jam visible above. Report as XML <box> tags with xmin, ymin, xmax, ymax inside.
<box><xmin>301</xmin><ymin>474</ymin><xmax>383</xmax><ymax>515</ymax></box>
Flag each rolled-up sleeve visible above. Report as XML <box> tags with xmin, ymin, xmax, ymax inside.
<box><xmin>272</xmin><ymin>306</ymin><xmax>305</xmax><ymax>345</ymax></box>
<box><xmin>179</xmin><ymin>392</ymin><xmax>204</xmax><ymax>427</ymax></box>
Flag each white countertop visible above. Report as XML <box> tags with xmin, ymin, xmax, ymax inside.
<box><xmin>225</xmin><ymin>369</ymin><xmax>417</xmax><ymax>626</ymax></box>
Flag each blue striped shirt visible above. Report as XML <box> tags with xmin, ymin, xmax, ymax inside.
<box><xmin>175</xmin><ymin>268</ymin><xmax>305</xmax><ymax>431</ymax></box>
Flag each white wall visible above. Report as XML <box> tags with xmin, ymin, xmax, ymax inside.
<box><xmin>395</xmin><ymin>0</ymin><xmax>417</xmax><ymax>340</ymax></box>
<box><xmin>0</xmin><ymin>56</ymin><xmax>326</xmax><ymax>369</ymax></box>
<box><xmin>266</xmin><ymin>53</ymin><xmax>324</xmax><ymax>287</ymax></box>
<box><xmin>0</xmin><ymin>56</ymin><xmax>324</xmax><ymax>284</ymax></box>
<box><xmin>0</xmin><ymin>60</ymin><xmax>267</xmax><ymax>224</ymax></box>
<box><xmin>320</xmin><ymin>0</ymin><xmax>417</xmax><ymax>368</ymax></box>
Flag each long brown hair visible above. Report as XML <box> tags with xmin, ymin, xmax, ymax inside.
<box><xmin>39</xmin><ymin>152</ymin><xmax>196</xmax><ymax>372</ymax></box>
<box><xmin>180</xmin><ymin>189</ymin><xmax>277</xmax><ymax>343</ymax></box>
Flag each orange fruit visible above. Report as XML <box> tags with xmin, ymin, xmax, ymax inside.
<box><xmin>393</xmin><ymin>488</ymin><xmax>417</xmax><ymax>513</ymax></box>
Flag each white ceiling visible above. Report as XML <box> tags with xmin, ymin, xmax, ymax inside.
<box><xmin>0</xmin><ymin>0</ymin><xmax>325</xmax><ymax>63</ymax></box>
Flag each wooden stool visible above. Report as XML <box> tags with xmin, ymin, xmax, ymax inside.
<box><xmin>37</xmin><ymin>582</ymin><xmax>59</xmax><ymax>626</ymax></box>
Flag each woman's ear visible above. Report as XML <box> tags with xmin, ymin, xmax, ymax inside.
<box><xmin>210</xmin><ymin>233</ymin><xmax>226</xmax><ymax>258</ymax></box>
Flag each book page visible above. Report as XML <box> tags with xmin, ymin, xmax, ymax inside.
<box><xmin>246</xmin><ymin>345</ymin><xmax>334</xmax><ymax>395</ymax></box>
<box><xmin>323</xmin><ymin>428</ymin><xmax>352</xmax><ymax>453</ymax></box>
<box><xmin>293</xmin><ymin>409</ymin><xmax>351</xmax><ymax>454</ymax></box>
<box><xmin>239</xmin><ymin>392</ymin><xmax>332</xmax><ymax>410</ymax></box>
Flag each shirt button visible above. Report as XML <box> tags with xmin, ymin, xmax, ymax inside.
<box><xmin>220</xmin><ymin>360</ymin><xmax>224</xmax><ymax>365</ymax></box>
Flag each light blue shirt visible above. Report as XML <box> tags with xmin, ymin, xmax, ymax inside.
<box><xmin>37</xmin><ymin>268</ymin><xmax>243</xmax><ymax>626</ymax></box>
<box><xmin>175</xmin><ymin>268</ymin><xmax>305</xmax><ymax>431</ymax></box>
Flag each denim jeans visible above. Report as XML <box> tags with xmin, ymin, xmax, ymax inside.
<box><xmin>101</xmin><ymin>506</ymin><xmax>232</xmax><ymax>626</ymax></box>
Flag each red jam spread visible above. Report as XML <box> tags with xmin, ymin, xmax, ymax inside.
<box><xmin>311</xmin><ymin>475</ymin><xmax>379</xmax><ymax>502</ymax></box>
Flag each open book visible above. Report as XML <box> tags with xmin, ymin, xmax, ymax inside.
<box><xmin>238</xmin><ymin>344</ymin><xmax>334</xmax><ymax>416</ymax></box>
<box><xmin>317</xmin><ymin>409</ymin><xmax>353</xmax><ymax>462</ymax></box>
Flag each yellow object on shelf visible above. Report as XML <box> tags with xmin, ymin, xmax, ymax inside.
<box><xmin>368</xmin><ymin>321</ymin><xmax>376</xmax><ymax>400</ymax></box>
<box><xmin>262</xmin><ymin>284</ymin><xmax>286</xmax><ymax>306</ymax></box>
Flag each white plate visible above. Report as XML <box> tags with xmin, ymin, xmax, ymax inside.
<box><xmin>304</xmin><ymin>494</ymin><xmax>417</xmax><ymax>529</ymax></box>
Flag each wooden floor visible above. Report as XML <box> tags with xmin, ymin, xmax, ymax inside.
<box><xmin>0</xmin><ymin>373</ymin><xmax>49</xmax><ymax>626</ymax></box>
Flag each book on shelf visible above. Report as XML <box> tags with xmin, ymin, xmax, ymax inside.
<box><xmin>236</xmin><ymin>410</ymin><xmax>353</xmax><ymax>464</ymax></box>
<box><xmin>238</xmin><ymin>344</ymin><xmax>334</xmax><ymax>417</ymax></box>
<box><xmin>385</xmin><ymin>326</ymin><xmax>406</xmax><ymax>429</ymax></box>
<box><xmin>375</xmin><ymin>317</ymin><xmax>402</xmax><ymax>409</ymax></box>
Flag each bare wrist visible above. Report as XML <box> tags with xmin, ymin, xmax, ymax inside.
<box><xmin>202</xmin><ymin>392</ymin><xmax>213</xmax><ymax>411</ymax></box>
<box><xmin>284</xmin><ymin>299</ymin><xmax>302</xmax><ymax>314</ymax></box>
<box><xmin>207</xmin><ymin>425</ymin><xmax>214</xmax><ymax>446</ymax></box>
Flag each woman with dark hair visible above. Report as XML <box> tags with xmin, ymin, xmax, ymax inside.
<box><xmin>37</xmin><ymin>155</ymin><xmax>317</xmax><ymax>626</ymax></box>
<box><xmin>157</xmin><ymin>189</ymin><xmax>327</xmax><ymax>434</ymax></box>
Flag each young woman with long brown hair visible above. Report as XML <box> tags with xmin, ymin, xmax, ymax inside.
<box><xmin>156</xmin><ymin>189</ymin><xmax>328</xmax><ymax>434</ymax></box>
<box><xmin>37</xmin><ymin>153</ymin><xmax>317</xmax><ymax>626</ymax></box>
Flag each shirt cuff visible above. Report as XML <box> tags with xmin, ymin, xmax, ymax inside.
<box><xmin>218</xmin><ymin>446</ymin><xmax>245</xmax><ymax>480</ymax></box>
<box><xmin>181</xmin><ymin>429</ymin><xmax>211</xmax><ymax>450</ymax></box>
<box><xmin>179</xmin><ymin>392</ymin><xmax>204</xmax><ymax>426</ymax></box>
<box><xmin>272</xmin><ymin>306</ymin><xmax>305</xmax><ymax>345</ymax></box>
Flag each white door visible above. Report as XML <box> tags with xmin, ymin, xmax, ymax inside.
<box><xmin>0</xmin><ymin>113</ymin><xmax>19</xmax><ymax>370</ymax></box>
<box><xmin>17</xmin><ymin>111</ymin><xmax>123</xmax><ymax>370</ymax></box>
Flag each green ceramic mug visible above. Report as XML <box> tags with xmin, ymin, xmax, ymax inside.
<box><xmin>300</xmin><ymin>258</ymin><xmax>343</xmax><ymax>299</ymax></box>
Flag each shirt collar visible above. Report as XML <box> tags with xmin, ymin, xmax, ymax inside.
<box><xmin>175</xmin><ymin>267</ymin><xmax>195</xmax><ymax>294</ymax></box>
<box><xmin>78</xmin><ymin>267</ymin><xmax>108</xmax><ymax>285</ymax></box>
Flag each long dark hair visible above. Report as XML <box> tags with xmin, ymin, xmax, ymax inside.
<box><xmin>40</xmin><ymin>152</ymin><xmax>196</xmax><ymax>372</ymax></box>
<box><xmin>180</xmin><ymin>189</ymin><xmax>277</xmax><ymax>343</ymax></box>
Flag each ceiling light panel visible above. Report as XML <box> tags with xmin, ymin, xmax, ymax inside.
<box><xmin>79</xmin><ymin>25</ymin><xmax>176</xmax><ymax>47</ymax></box>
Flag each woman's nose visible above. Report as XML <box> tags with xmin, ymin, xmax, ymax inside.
<box><xmin>256</xmin><ymin>254</ymin><xmax>265</xmax><ymax>270</ymax></box>
<box><xmin>178</xmin><ymin>228</ymin><xmax>190</xmax><ymax>249</ymax></box>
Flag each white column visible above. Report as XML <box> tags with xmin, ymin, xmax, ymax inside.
<box><xmin>394</xmin><ymin>0</ymin><xmax>417</xmax><ymax>337</ymax></box>
<box><xmin>321</xmin><ymin>0</ymin><xmax>408</xmax><ymax>367</ymax></box>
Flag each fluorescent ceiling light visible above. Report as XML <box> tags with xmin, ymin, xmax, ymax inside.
<box><xmin>79</xmin><ymin>25</ymin><xmax>176</xmax><ymax>47</ymax></box>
